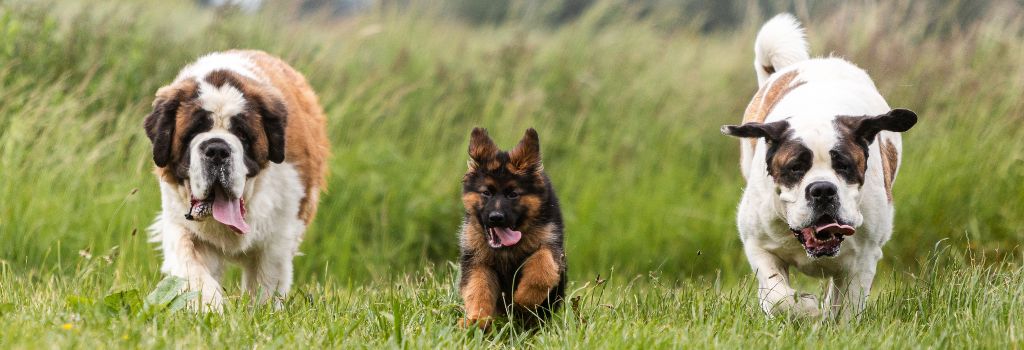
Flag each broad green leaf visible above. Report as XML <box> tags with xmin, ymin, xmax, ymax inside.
<box><xmin>103</xmin><ymin>289</ymin><xmax>142</xmax><ymax>314</ymax></box>
<box><xmin>166</xmin><ymin>291</ymin><xmax>199</xmax><ymax>313</ymax></box>
<box><xmin>144</xmin><ymin>276</ymin><xmax>186</xmax><ymax>310</ymax></box>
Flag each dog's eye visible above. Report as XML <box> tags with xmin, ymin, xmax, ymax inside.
<box><xmin>506</xmin><ymin>191</ymin><xmax>519</xmax><ymax>199</ymax></box>
<box><xmin>785</xmin><ymin>163</ymin><xmax>806</xmax><ymax>174</ymax></box>
<box><xmin>481</xmin><ymin>190</ymin><xmax>492</xmax><ymax>197</ymax></box>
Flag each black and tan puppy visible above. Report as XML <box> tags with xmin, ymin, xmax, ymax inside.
<box><xmin>458</xmin><ymin>127</ymin><xmax>567</xmax><ymax>329</ymax></box>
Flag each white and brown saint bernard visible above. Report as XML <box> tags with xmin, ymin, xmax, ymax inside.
<box><xmin>143</xmin><ymin>50</ymin><xmax>329</xmax><ymax>309</ymax></box>
<box><xmin>721</xmin><ymin>14</ymin><xmax>918</xmax><ymax>320</ymax></box>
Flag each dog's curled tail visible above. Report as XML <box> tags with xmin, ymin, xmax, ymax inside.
<box><xmin>754</xmin><ymin>13</ymin><xmax>810</xmax><ymax>87</ymax></box>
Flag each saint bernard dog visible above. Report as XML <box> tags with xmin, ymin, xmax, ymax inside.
<box><xmin>143</xmin><ymin>50</ymin><xmax>329</xmax><ymax>309</ymax></box>
<box><xmin>721</xmin><ymin>14</ymin><xmax>918</xmax><ymax>319</ymax></box>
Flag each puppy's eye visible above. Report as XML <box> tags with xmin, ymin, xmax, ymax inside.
<box><xmin>506</xmin><ymin>191</ymin><xmax>519</xmax><ymax>199</ymax></box>
<box><xmin>481</xmin><ymin>190</ymin><xmax>492</xmax><ymax>197</ymax></box>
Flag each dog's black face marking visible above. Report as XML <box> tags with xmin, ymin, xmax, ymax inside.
<box><xmin>172</xmin><ymin>110</ymin><xmax>214</xmax><ymax>182</ymax></box>
<box><xmin>829</xmin><ymin>147</ymin><xmax>862</xmax><ymax>185</ymax></box>
<box><xmin>768</xmin><ymin>140</ymin><xmax>812</xmax><ymax>188</ymax></box>
<box><xmin>229</xmin><ymin>114</ymin><xmax>261</xmax><ymax>176</ymax></box>
<box><xmin>832</xmin><ymin>108</ymin><xmax>919</xmax><ymax>186</ymax></box>
<box><xmin>462</xmin><ymin>156</ymin><xmax>547</xmax><ymax>235</ymax></box>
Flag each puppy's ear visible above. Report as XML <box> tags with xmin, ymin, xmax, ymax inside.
<box><xmin>468</xmin><ymin>127</ymin><xmax>498</xmax><ymax>169</ymax></box>
<box><xmin>255</xmin><ymin>93</ymin><xmax>288</xmax><ymax>163</ymax></box>
<box><xmin>720</xmin><ymin>120</ymin><xmax>790</xmax><ymax>144</ymax></box>
<box><xmin>839</xmin><ymin>109</ymin><xmax>917</xmax><ymax>146</ymax></box>
<box><xmin>143</xmin><ymin>82</ymin><xmax>194</xmax><ymax>167</ymax></box>
<box><xmin>508</xmin><ymin>128</ymin><xmax>542</xmax><ymax>174</ymax></box>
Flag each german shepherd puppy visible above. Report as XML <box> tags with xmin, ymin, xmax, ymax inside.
<box><xmin>458</xmin><ymin>127</ymin><xmax>567</xmax><ymax>329</ymax></box>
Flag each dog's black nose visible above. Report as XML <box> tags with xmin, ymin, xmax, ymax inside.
<box><xmin>806</xmin><ymin>181</ymin><xmax>838</xmax><ymax>202</ymax></box>
<box><xmin>487</xmin><ymin>212</ymin><xmax>505</xmax><ymax>225</ymax></box>
<box><xmin>201</xmin><ymin>139</ymin><xmax>231</xmax><ymax>162</ymax></box>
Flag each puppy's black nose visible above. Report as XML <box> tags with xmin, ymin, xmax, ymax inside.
<box><xmin>201</xmin><ymin>139</ymin><xmax>231</xmax><ymax>162</ymax></box>
<box><xmin>806</xmin><ymin>181</ymin><xmax>838</xmax><ymax>202</ymax></box>
<box><xmin>487</xmin><ymin>212</ymin><xmax>505</xmax><ymax>225</ymax></box>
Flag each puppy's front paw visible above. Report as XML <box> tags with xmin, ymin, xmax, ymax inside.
<box><xmin>458</xmin><ymin>317</ymin><xmax>492</xmax><ymax>330</ymax></box>
<box><xmin>513</xmin><ymin>287</ymin><xmax>550</xmax><ymax>310</ymax></box>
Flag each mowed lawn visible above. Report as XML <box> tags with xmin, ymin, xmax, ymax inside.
<box><xmin>0</xmin><ymin>0</ymin><xmax>1022</xmax><ymax>348</ymax></box>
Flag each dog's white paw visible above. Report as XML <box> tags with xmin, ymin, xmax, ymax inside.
<box><xmin>763</xmin><ymin>292</ymin><xmax>821</xmax><ymax>319</ymax></box>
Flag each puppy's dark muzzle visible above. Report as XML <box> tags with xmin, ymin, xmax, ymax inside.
<box><xmin>487</xmin><ymin>212</ymin><xmax>506</xmax><ymax>227</ymax></box>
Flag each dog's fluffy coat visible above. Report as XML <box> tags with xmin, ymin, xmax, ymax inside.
<box><xmin>144</xmin><ymin>50</ymin><xmax>329</xmax><ymax>309</ymax></box>
<box><xmin>722</xmin><ymin>14</ymin><xmax>917</xmax><ymax>319</ymax></box>
<box><xmin>458</xmin><ymin>128</ymin><xmax>567</xmax><ymax>328</ymax></box>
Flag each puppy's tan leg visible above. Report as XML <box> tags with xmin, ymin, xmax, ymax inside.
<box><xmin>513</xmin><ymin>248</ymin><xmax>561</xmax><ymax>309</ymax></box>
<box><xmin>460</xmin><ymin>265</ymin><xmax>498</xmax><ymax>329</ymax></box>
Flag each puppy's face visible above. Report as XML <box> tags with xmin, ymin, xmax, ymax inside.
<box><xmin>461</xmin><ymin>128</ymin><xmax>546</xmax><ymax>249</ymax></box>
<box><xmin>723</xmin><ymin>109</ymin><xmax>917</xmax><ymax>257</ymax></box>
<box><xmin>143</xmin><ymin>70</ymin><xmax>287</xmax><ymax>234</ymax></box>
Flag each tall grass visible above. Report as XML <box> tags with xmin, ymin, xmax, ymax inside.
<box><xmin>0</xmin><ymin>0</ymin><xmax>1021</xmax><ymax>284</ymax></box>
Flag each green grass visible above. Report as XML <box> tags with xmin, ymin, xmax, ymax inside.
<box><xmin>0</xmin><ymin>0</ymin><xmax>1022</xmax><ymax>348</ymax></box>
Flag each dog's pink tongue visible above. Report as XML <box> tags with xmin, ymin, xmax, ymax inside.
<box><xmin>212</xmin><ymin>193</ymin><xmax>249</xmax><ymax>234</ymax></box>
<box><xmin>492</xmin><ymin>227</ymin><xmax>522</xmax><ymax>247</ymax></box>
<box><xmin>815</xmin><ymin>222</ymin><xmax>855</xmax><ymax>236</ymax></box>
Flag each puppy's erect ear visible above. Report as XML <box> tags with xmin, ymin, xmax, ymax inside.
<box><xmin>255</xmin><ymin>93</ymin><xmax>288</xmax><ymax>163</ymax></box>
<box><xmin>468</xmin><ymin>127</ymin><xmax>498</xmax><ymax>168</ymax></box>
<box><xmin>143</xmin><ymin>82</ymin><xmax>195</xmax><ymax>167</ymax></box>
<box><xmin>508</xmin><ymin>128</ymin><xmax>542</xmax><ymax>174</ymax></box>
<box><xmin>837</xmin><ymin>109</ymin><xmax>917</xmax><ymax>146</ymax></box>
<box><xmin>720</xmin><ymin>120</ymin><xmax>791</xmax><ymax>144</ymax></box>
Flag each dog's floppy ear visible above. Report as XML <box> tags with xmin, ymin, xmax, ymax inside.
<box><xmin>720</xmin><ymin>120</ymin><xmax>790</xmax><ymax>144</ymax></box>
<box><xmin>468</xmin><ymin>127</ymin><xmax>499</xmax><ymax>168</ymax></box>
<box><xmin>508</xmin><ymin>128</ymin><xmax>542</xmax><ymax>174</ymax></box>
<box><xmin>838</xmin><ymin>109</ymin><xmax>917</xmax><ymax>146</ymax></box>
<box><xmin>255</xmin><ymin>93</ymin><xmax>288</xmax><ymax>163</ymax></box>
<box><xmin>143</xmin><ymin>84</ymin><xmax>191</xmax><ymax>167</ymax></box>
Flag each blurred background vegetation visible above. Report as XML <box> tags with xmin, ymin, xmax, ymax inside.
<box><xmin>0</xmin><ymin>0</ymin><xmax>1021</xmax><ymax>288</ymax></box>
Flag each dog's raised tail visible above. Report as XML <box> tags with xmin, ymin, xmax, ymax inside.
<box><xmin>754</xmin><ymin>13</ymin><xmax>810</xmax><ymax>86</ymax></box>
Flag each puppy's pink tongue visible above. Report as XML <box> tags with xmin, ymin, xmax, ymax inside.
<box><xmin>492</xmin><ymin>227</ymin><xmax>522</xmax><ymax>247</ymax></box>
<box><xmin>212</xmin><ymin>193</ymin><xmax>249</xmax><ymax>234</ymax></box>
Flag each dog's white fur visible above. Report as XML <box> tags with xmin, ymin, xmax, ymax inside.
<box><xmin>733</xmin><ymin>14</ymin><xmax>905</xmax><ymax>320</ymax></box>
<box><xmin>149</xmin><ymin>53</ymin><xmax>308</xmax><ymax>310</ymax></box>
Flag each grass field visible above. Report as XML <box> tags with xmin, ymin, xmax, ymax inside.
<box><xmin>0</xmin><ymin>0</ymin><xmax>1022</xmax><ymax>348</ymax></box>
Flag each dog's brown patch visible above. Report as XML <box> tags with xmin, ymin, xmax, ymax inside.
<box><xmin>768</xmin><ymin>140</ymin><xmax>812</xmax><ymax>188</ymax></box>
<box><xmin>235</xmin><ymin>50</ymin><xmax>330</xmax><ymax>224</ymax></box>
<box><xmin>460</xmin><ymin>265</ymin><xmax>498</xmax><ymax>327</ymax></box>
<box><xmin>742</xmin><ymin>70</ymin><xmax>806</xmax><ymax>149</ymax></box>
<box><xmin>880</xmin><ymin>139</ymin><xmax>899</xmax><ymax>202</ymax></box>
<box><xmin>512</xmin><ymin>248</ymin><xmax>561</xmax><ymax>309</ymax></box>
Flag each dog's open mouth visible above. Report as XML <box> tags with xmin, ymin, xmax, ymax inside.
<box><xmin>484</xmin><ymin>226</ymin><xmax>522</xmax><ymax>249</ymax></box>
<box><xmin>792</xmin><ymin>215</ymin><xmax>855</xmax><ymax>257</ymax></box>
<box><xmin>186</xmin><ymin>187</ymin><xmax>249</xmax><ymax>235</ymax></box>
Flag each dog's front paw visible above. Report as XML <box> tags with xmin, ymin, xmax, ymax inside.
<box><xmin>186</xmin><ymin>287</ymin><xmax>225</xmax><ymax>313</ymax></box>
<box><xmin>791</xmin><ymin>293</ymin><xmax>822</xmax><ymax>318</ymax></box>
<box><xmin>763</xmin><ymin>292</ymin><xmax>821</xmax><ymax>319</ymax></box>
<box><xmin>458</xmin><ymin>317</ymin><xmax>492</xmax><ymax>330</ymax></box>
<box><xmin>513</xmin><ymin>286</ymin><xmax>551</xmax><ymax>310</ymax></box>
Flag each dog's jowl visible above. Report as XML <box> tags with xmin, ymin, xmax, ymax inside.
<box><xmin>458</xmin><ymin>128</ymin><xmax>567</xmax><ymax>329</ymax></box>
<box><xmin>143</xmin><ymin>50</ymin><xmax>329</xmax><ymax>310</ymax></box>
<box><xmin>721</xmin><ymin>14</ymin><xmax>917</xmax><ymax>320</ymax></box>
